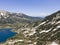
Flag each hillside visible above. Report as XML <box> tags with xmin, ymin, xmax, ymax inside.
<box><xmin>0</xmin><ymin>10</ymin><xmax>60</xmax><ymax>45</ymax></box>
<box><xmin>35</xmin><ymin>11</ymin><xmax>60</xmax><ymax>45</ymax></box>
<box><xmin>0</xmin><ymin>10</ymin><xmax>42</xmax><ymax>24</ymax></box>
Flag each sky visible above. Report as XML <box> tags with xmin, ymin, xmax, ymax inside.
<box><xmin>0</xmin><ymin>0</ymin><xmax>60</xmax><ymax>17</ymax></box>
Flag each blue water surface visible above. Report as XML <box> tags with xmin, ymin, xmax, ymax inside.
<box><xmin>0</xmin><ymin>28</ymin><xmax>16</xmax><ymax>42</ymax></box>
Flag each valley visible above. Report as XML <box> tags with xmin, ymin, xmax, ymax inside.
<box><xmin>0</xmin><ymin>10</ymin><xmax>60</xmax><ymax>45</ymax></box>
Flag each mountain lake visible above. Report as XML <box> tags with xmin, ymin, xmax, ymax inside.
<box><xmin>0</xmin><ymin>28</ymin><xmax>16</xmax><ymax>43</ymax></box>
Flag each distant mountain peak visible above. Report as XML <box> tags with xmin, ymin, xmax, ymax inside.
<box><xmin>0</xmin><ymin>10</ymin><xmax>42</xmax><ymax>24</ymax></box>
<box><xmin>0</xmin><ymin>10</ymin><xmax>9</xmax><ymax>15</ymax></box>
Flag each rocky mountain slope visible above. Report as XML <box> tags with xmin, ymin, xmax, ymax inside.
<box><xmin>35</xmin><ymin>11</ymin><xmax>60</xmax><ymax>45</ymax></box>
<box><xmin>0</xmin><ymin>10</ymin><xmax>42</xmax><ymax>24</ymax></box>
<box><xmin>0</xmin><ymin>10</ymin><xmax>60</xmax><ymax>45</ymax></box>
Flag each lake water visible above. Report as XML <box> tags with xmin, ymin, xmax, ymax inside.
<box><xmin>0</xmin><ymin>28</ymin><xmax>16</xmax><ymax>43</ymax></box>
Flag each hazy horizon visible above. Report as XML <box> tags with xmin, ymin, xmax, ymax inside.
<box><xmin>0</xmin><ymin>0</ymin><xmax>60</xmax><ymax>17</ymax></box>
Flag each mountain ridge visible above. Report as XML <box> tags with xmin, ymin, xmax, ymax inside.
<box><xmin>0</xmin><ymin>10</ymin><xmax>42</xmax><ymax>24</ymax></box>
<box><xmin>0</xmin><ymin>10</ymin><xmax>60</xmax><ymax>45</ymax></box>
<box><xmin>34</xmin><ymin>10</ymin><xmax>60</xmax><ymax>45</ymax></box>
<box><xmin>44</xmin><ymin>10</ymin><xmax>60</xmax><ymax>21</ymax></box>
